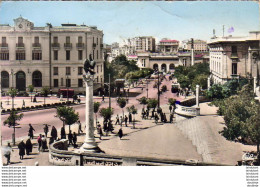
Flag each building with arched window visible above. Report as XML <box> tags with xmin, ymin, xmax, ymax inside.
<box><xmin>0</xmin><ymin>17</ymin><xmax>104</xmax><ymax>93</ymax></box>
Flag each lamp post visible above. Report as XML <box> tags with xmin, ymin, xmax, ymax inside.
<box><xmin>146</xmin><ymin>78</ymin><xmax>148</xmax><ymax>98</ymax></box>
<box><xmin>156</xmin><ymin>69</ymin><xmax>161</xmax><ymax>108</ymax></box>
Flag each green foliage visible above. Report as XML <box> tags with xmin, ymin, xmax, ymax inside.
<box><xmin>4</xmin><ymin>110</ymin><xmax>24</xmax><ymax>127</ymax></box>
<box><xmin>41</xmin><ymin>87</ymin><xmax>50</xmax><ymax>97</ymax></box>
<box><xmin>8</xmin><ymin>88</ymin><xmax>18</xmax><ymax>98</ymax></box>
<box><xmin>161</xmin><ymin>85</ymin><xmax>167</xmax><ymax>92</ymax></box>
<box><xmin>99</xmin><ymin>107</ymin><xmax>113</xmax><ymax>121</ymax></box>
<box><xmin>28</xmin><ymin>85</ymin><xmax>34</xmax><ymax>93</ymax></box>
<box><xmin>137</xmin><ymin>97</ymin><xmax>148</xmax><ymax>106</ymax></box>
<box><xmin>117</xmin><ymin>97</ymin><xmax>127</xmax><ymax>109</ymax></box>
<box><xmin>191</xmin><ymin>74</ymin><xmax>208</xmax><ymax>90</ymax></box>
<box><xmin>147</xmin><ymin>98</ymin><xmax>158</xmax><ymax>109</ymax></box>
<box><xmin>168</xmin><ymin>98</ymin><xmax>176</xmax><ymax>106</ymax></box>
<box><xmin>94</xmin><ymin>102</ymin><xmax>101</xmax><ymax>114</ymax></box>
<box><xmin>125</xmin><ymin>68</ymin><xmax>154</xmax><ymax>81</ymax></box>
<box><xmin>56</xmin><ymin>106</ymin><xmax>79</xmax><ymax>126</ymax></box>
<box><xmin>127</xmin><ymin>105</ymin><xmax>138</xmax><ymax>115</ymax></box>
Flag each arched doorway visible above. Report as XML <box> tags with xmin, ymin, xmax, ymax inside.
<box><xmin>161</xmin><ymin>64</ymin><xmax>167</xmax><ymax>72</ymax></box>
<box><xmin>1</xmin><ymin>71</ymin><xmax>9</xmax><ymax>88</ymax></box>
<box><xmin>16</xmin><ymin>71</ymin><xmax>26</xmax><ymax>91</ymax></box>
<box><xmin>32</xmin><ymin>71</ymin><xmax>42</xmax><ymax>87</ymax></box>
<box><xmin>153</xmin><ymin>64</ymin><xmax>158</xmax><ymax>70</ymax></box>
<box><xmin>169</xmin><ymin>63</ymin><xmax>175</xmax><ymax>70</ymax></box>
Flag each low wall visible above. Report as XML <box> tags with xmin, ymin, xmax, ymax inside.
<box><xmin>175</xmin><ymin>104</ymin><xmax>200</xmax><ymax>117</ymax></box>
<box><xmin>49</xmin><ymin>140</ymin><xmax>225</xmax><ymax>166</ymax></box>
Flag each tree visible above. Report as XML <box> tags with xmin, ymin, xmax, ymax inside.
<box><xmin>127</xmin><ymin>105</ymin><xmax>138</xmax><ymax>129</ymax></box>
<box><xmin>94</xmin><ymin>102</ymin><xmax>101</xmax><ymax>128</ymax></box>
<box><xmin>56</xmin><ymin>106</ymin><xmax>79</xmax><ymax>132</ymax></box>
<box><xmin>147</xmin><ymin>98</ymin><xmax>158</xmax><ymax>109</ymax></box>
<box><xmin>41</xmin><ymin>87</ymin><xmax>50</xmax><ymax>105</ymax></box>
<box><xmin>168</xmin><ymin>98</ymin><xmax>176</xmax><ymax>109</ymax></box>
<box><xmin>28</xmin><ymin>85</ymin><xmax>34</xmax><ymax>102</ymax></box>
<box><xmin>99</xmin><ymin>107</ymin><xmax>113</xmax><ymax>122</ymax></box>
<box><xmin>4</xmin><ymin>110</ymin><xmax>24</xmax><ymax>145</ymax></box>
<box><xmin>117</xmin><ymin>97</ymin><xmax>127</xmax><ymax>117</ymax></box>
<box><xmin>137</xmin><ymin>96</ymin><xmax>148</xmax><ymax>109</ymax></box>
<box><xmin>8</xmin><ymin>88</ymin><xmax>18</xmax><ymax>109</ymax></box>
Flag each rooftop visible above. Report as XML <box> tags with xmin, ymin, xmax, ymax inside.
<box><xmin>160</xmin><ymin>40</ymin><xmax>179</xmax><ymax>43</ymax></box>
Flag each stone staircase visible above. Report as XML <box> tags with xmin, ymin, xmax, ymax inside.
<box><xmin>174</xmin><ymin>116</ymin><xmax>212</xmax><ymax>163</ymax></box>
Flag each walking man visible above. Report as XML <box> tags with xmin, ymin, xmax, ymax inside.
<box><xmin>37</xmin><ymin>134</ymin><xmax>42</xmax><ymax>153</ymax></box>
<box><xmin>28</xmin><ymin>124</ymin><xmax>35</xmax><ymax>139</ymax></box>
<box><xmin>68</xmin><ymin>130</ymin><xmax>73</xmax><ymax>145</ymax></box>
<box><xmin>124</xmin><ymin>115</ymin><xmax>128</xmax><ymax>127</ymax></box>
<box><xmin>115</xmin><ymin>115</ymin><xmax>119</xmax><ymax>125</ymax></box>
<box><xmin>78</xmin><ymin>120</ymin><xmax>83</xmax><ymax>134</ymax></box>
<box><xmin>118</xmin><ymin>128</ymin><xmax>123</xmax><ymax>140</ymax></box>
<box><xmin>22</xmin><ymin>100</ymin><xmax>25</xmax><ymax>108</ymax></box>
<box><xmin>102</xmin><ymin>95</ymin><xmax>105</xmax><ymax>102</ymax></box>
<box><xmin>18</xmin><ymin>139</ymin><xmax>26</xmax><ymax>160</ymax></box>
<box><xmin>73</xmin><ymin>132</ymin><xmax>77</xmax><ymax>148</ymax></box>
<box><xmin>43</xmin><ymin>124</ymin><xmax>49</xmax><ymax>138</ymax></box>
<box><xmin>51</xmin><ymin>126</ymin><xmax>58</xmax><ymax>140</ymax></box>
<box><xmin>3</xmin><ymin>143</ymin><xmax>13</xmax><ymax>165</ymax></box>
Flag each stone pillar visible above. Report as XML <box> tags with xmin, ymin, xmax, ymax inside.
<box><xmin>191</xmin><ymin>49</ymin><xmax>194</xmax><ymax>66</ymax></box>
<box><xmin>254</xmin><ymin>77</ymin><xmax>257</xmax><ymax>94</ymax></box>
<box><xmin>196</xmin><ymin>85</ymin><xmax>199</xmax><ymax>107</ymax></box>
<box><xmin>80</xmin><ymin>74</ymin><xmax>101</xmax><ymax>153</ymax></box>
<box><xmin>207</xmin><ymin>77</ymin><xmax>211</xmax><ymax>90</ymax></box>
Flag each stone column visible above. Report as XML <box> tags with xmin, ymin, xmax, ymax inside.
<box><xmin>80</xmin><ymin>74</ymin><xmax>101</xmax><ymax>153</ymax></box>
<box><xmin>254</xmin><ymin>77</ymin><xmax>257</xmax><ymax>94</ymax></box>
<box><xmin>207</xmin><ymin>77</ymin><xmax>211</xmax><ymax>90</ymax></box>
<box><xmin>196</xmin><ymin>85</ymin><xmax>199</xmax><ymax>107</ymax></box>
<box><xmin>191</xmin><ymin>49</ymin><xmax>194</xmax><ymax>66</ymax></box>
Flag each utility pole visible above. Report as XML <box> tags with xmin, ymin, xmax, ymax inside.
<box><xmin>109</xmin><ymin>74</ymin><xmax>111</xmax><ymax>110</ymax></box>
<box><xmin>146</xmin><ymin>78</ymin><xmax>148</xmax><ymax>98</ymax></box>
<box><xmin>191</xmin><ymin>38</ymin><xmax>194</xmax><ymax>66</ymax></box>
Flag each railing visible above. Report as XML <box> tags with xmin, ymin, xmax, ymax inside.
<box><xmin>51</xmin><ymin>43</ymin><xmax>60</xmax><ymax>49</ymax></box>
<box><xmin>76</xmin><ymin>43</ymin><xmax>84</xmax><ymax>49</ymax></box>
<box><xmin>32</xmin><ymin>43</ymin><xmax>41</xmax><ymax>49</ymax></box>
<box><xmin>64</xmin><ymin>43</ymin><xmax>72</xmax><ymax>49</ymax></box>
<box><xmin>49</xmin><ymin>140</ymin><xmax>225</xmax><ymax>166</ymax></box>
<box><xmin>0</xmin><ymin>43</ymin><xmax>8</xmax><ymax>48</ymax></box>
<box><xmin>16</xmin><ymin>43</ymin><xmax>25</xmax><ymax>48</ymax></box>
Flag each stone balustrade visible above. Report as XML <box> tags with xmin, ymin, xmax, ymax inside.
<box><xmin>49</xmin><ymin>140</ymin><xmax>225</xmax><ymax>166</ymax></box>
<box><xmin>175</xmin><ymin>104</ymin><xmax>200</xmax><ymax>117</ymax></box>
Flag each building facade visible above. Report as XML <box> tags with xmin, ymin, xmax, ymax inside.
<box><xmin>128</xmin><ymin>36</ymin><xmax>156</xmax><ymax>53</ymax></box>
<box><xmin>0</xmin><ymin>17</ymin><xmax>104</xmax><ymax>93</ymax></box>
<box><xmin>208</xmin><ymin>31</ymin><xmax>260</xmax><ymax>84</ymax></box>
<box><xmin>158</xmin><ymin>39</ymin><xmax>179</xmax><ymax>54</ymax></box>
<box><xmin>186</xmin><ymin>39</ymin><xmax>208</xmax><ymax>52</ymax></box>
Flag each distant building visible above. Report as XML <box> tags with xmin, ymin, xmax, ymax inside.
<box><xmin>158</xmin><ymin>39</ymin><xmax>179</xmax><ymax>54</ymax></box>
<box><xmin>0</xmin><ymin>17</ymin><xmax>104</xmax><ymax>93</ymax></box>
<box><xmin>128</xmin><ymin>36</ymin><xmax>156</xmax><ymax>53</ymax></box>
<box><xmin>186</xmin><ymin>39</ymin><xmax>208</xmax><ymax>52</ymax></box>
<box><xmin>208</xmin><ymin>31</ymin><xmax>260</xmax><ymax>84</ymax></box>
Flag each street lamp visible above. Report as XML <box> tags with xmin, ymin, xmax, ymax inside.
<box><xmin>155</xmin><ymin>68</ymin><xmax>163</xmax><ymax>108</ymax></box>
<box><xmin>146</xmin><ymin>78</ymin><xmax>149</xmax><ymax>98</ymax></box>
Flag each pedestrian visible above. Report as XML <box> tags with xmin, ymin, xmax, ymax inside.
<box><xmin>170</xmin><ymin>113</ymin><xmax>174</xmax><ymax>123</ymax></box>
<box><xmin>25</xmin><ymin>138</ymin><xmax>32</xmax><ymax>155</ymax></box>
<box><xmin>41</xmin><ymin>135</ymin><xmax>48</xmax><ymax>152</ymax></box>
<box><xmin>37</xmin><ymin>134</ymin><xmax>42</xmax><ymax>153</ymax></box>
<box><xmin>22</xmin><ymin>100</ymin><xmax>25</xmax><ymax>108</ymax></box>
<box><xmin>33</xmin><ymin>95</ymin><xmax>37</xmax><ymax>103</ymax></box>
<box><xmin>51</xmin><ymin>126</ymin><xmax>58</xmax><ymax>140</ymax></box>
<box><xmin>115</xmin><ymin>115</ymin><xmax>119</xmax><ymax>125</ymax></box>
<box><xmin>102</xmin><ymin>95</ymin><xmax>105</xmax><ymax>102</ymax></box>
<box><xmin>61</xmin><ymin>126</ymin><xmax>66</xmax><ymax>139</ymax></box>
<box><xmin>18</xmin><ymin>139</ymin><xmax>26</xmax><ymax>160</ymax></box>
<box><xmin>43</xmin><ymin>124</ymin><xmax>49</xmax><ymax>138</ymax></box>
<box><xmin>68</xmin><ymin>130</ymin><xmax>73</xmax><ymax>145</ymax></box>
<box><xmin>118</xmin><ymin>128</ymin><xmax>123</xmax><ymax>140</ymax></box>
<box><xmin>169</xmin><ymin>105</ymin><xmax>172</xmax><ymax>113</ymax></box>
<box><xmin>155</xmin><ymin>113</ymin><xmax>159</xmax><ymax>124</ymax></box>
<box><xmin>163</xmin><ymin>113</ymin><xmax>167</xmax><ymax>123</ymax></box>
<box><xmin>28</xmin><ymin>124</ymin><xmax>35</xmax><ymax>139</ymax></box>
<box><xmin>3</xmin><ymin>142</ymin><xmax>13</xmax><ymax>165</ymax></box>
<box><xmin>120</xmin><ymin>116</ymin><xmax>123</xmax><ymax>127</ymax></box>
<box><xmin>142</xmin><ymin>110</ymin><xmax>146</xmax><ymax>120</ymax></box>
<box><xmin>146</xmin><ymin>109</ymin><xmax>149</xmax><ymax>119</ymax></box>
<box><xmin>108</xmin><ymin>119</ymin><xmax>113</xmax><ymax>132</ymax></box>
<box><xmin>152</xmin><ymin>109</ymin><xmax>155</xmax><ymax>119</ymax></box>
<box><xmin>98</xmin><ymin>124</ymin><xmax>103</xmax><ymax>140</ymax></box>
<box><xmin>124</xmin><ymin>115</ymin><xmax>128</xmax><ymax>127</ymax></box>
<box><xmin>78</xmin><ymin>120</ymin><xmax>83</xmax><ymax>134</ymax></box>
<box><xmin>73</xmin><ymin>132</ymin><xmax>77</xmax><ymax>148</ymax></box>
<box><xmin>73</xmin><ymin>94</ymin><xmax>78</xmax><ymax>103</ymax></box>
<box><xmin>103</xmin><ymin>120</ymin><xmax>108</xmax><ymax>132</ymax></box>
<box><xmin>128</xmin><ymin>113</ymin><xmax>132</xmax><ymax>123</ymax></box>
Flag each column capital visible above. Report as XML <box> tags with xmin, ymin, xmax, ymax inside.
<box><xmin>83</xmin><ymin>74</ymin><xmax>94</xmax><ymax>87</ymax></box>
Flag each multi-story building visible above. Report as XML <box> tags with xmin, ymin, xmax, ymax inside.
<box><xmin>0</xmin><ymin>17</ymin><xmax>104</xmax><ymax>93</ymax></box>
<box><xmin>186</xmin><ymin>39</ymin><xmax>208</xmax><ymax>52</ymax></box>
<box><xmin>158</xmin><ymin>39</ymin><xmax>179</xmax><ymax>54</ymax></box>
<box><xmin>128</xmin><ymin>36</ymin><xmax>156</xmax><ymax>53</ymax></box>
<box><xmin>208</xmin><ymin>31</ymin><xmax>260</xmax><ymax>84</ymax></box>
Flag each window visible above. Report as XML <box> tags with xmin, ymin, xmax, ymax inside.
<box><xmin>97</xmin><ymin>50</ymin><xmax>99</xmax><ymax>59</ymax></box>
<box><xmin>0</xmin><ymin>51</ymin><xmax>9</xmax><ymax>60</ymax></box>
<box><xmin>34</xmin><ymin>37</ymin><xmax>39</xmax><ymax>43</ymax></box>
<box><xmin>2</xmin><ymin>37</ymin><xmax>6</xmax><ymax>43</ymax></box>
<box><xmin>54</xmin><ymin>50</ymin><xmax>58</xmax><ymax>60</ymax></box>
<box><xmin>78</xmin><ymin>67</ymin><xmax>83</xmax><ymax>75</ymax></box>
<box><xmin>16</xmin><ymin>51</ymin><xmax>25</xmax><ymax>60</ymax></box>
<box><xmin>1</xmin><ymin>71</ymin><xmax>9</xmax><ymax>88</ymax></box>
<box><xmin>18</xmin><ymin>37</ymin><xmax>23</xmax><ymax>43</ymax></box>
<box><xmin>232</xmin><ymin>46</ymin><xmax>237</xmax><ymax>54</ymax></box>
<box><xmin>54</xmin><ymin>79</ymin><xmax>59</xmax><ymax>87</ymax></box>
<box><xmin>66</xmin><ymin>50</ymin><xmax>70</xmax><ymax>60</ymax></box>
<box><xmin>66</xmin><ymin>36</ymin><xmax>70</xmax><ymax>43</ymax></box>
<box><xmin>78</xmin><ymin>50</ymin><xmax>83</xmax><ymax>60</ymax></box>
<box><xmin>232</xmin><ymin>63</ymin><xmax>237</xmax><ymax>75</ymax></box>
<box><xmin>54</xmin><ymin>37</ymin><xmax>58</xmax><ymax>43</ymax></box>
<box><xmin>53</xmin><ymin>67</ymin><xmax>58</xmax><ymax>75</ymax></box>
<box><xmin>32</xmin><ymin>51</ymin><xmax>42</xmax><ymax>60</ymax></box>
<box><xmin>97</xmin><ymin>65</ymin><xmax>99</xmax><ymax>73</ymax></box>
<box><xmin>66</xmin><ymin>79</ymin><xmax>71</xmax><ymax>87</ymax></box>
<box><xmin>100</xmin><ymin>65</ymin><xmax>102</xmax><ymax>72</ymax></box>
<box><xmin>32</xmin><ymin>71</ymin><xmax>42</xmax><ymax>87</ymax></box>
<box><xmin>78</xmin><ymin>79</ymin><xmax>83</xmax><ymax>87</ymax></box>
<box><xmin>78</xmin><ymin>36</ymin><xmax>83</xmax><ymax>43</ymax></box>
<box><xmin>66</xmin><ymin>67</ymin><xmax>71</xmax><ymax>75</ymax></box>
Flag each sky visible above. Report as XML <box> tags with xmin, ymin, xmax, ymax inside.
<box><xmin>0</xmin><ymin>1</ymin><xmax>259</xmax><ymax>45</ymax></box>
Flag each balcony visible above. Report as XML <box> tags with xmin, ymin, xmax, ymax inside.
<box><xmin>32</xmin><ymin>43</ymin><xmax>41</xmax><ymax>49</ymax></box>
<box><xmin>76</xmin><ymin>43</ymin><xmax>84</xmax><ymax>49</ymax></box>
<box><xmin>51</xmin><ymin>43</ymin><xmax>60</xmax><ymax>49</ymax></box>
<box><xmin>92</xmin><ymin>43</ymin><xmax>97</xmax><ymax>48</ymax></box>
<box><xmin>64</xmin><ymin>43</ymin><xmax>72</xmax><ymax>50</ymax></box>
<box><xmin>16</xmin><ymin>43</ymin><xmax>25</xmax><ymax>49</ymax></box>
<box><xmin>0</xmin><ymin>43</ymin><xmax>8</xmax><ymax>49</ymax></box>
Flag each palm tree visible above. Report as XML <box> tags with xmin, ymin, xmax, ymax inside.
<box><xmin>117</xmin><ymin>97</ymin><xmax>127</xmax><ymax>117</ymax></box>
<box><xmin>4</xmin><ymin>110</ymin><xmax>24</xmax><ymax>145</ymax></box>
